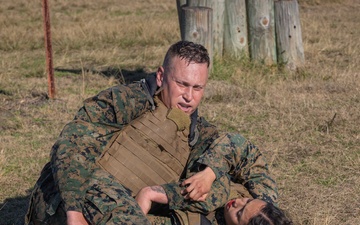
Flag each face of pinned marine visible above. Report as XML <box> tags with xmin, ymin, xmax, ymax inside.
<box><xmin>224</xmin><ymin>198</ymin><xmax>266</xmax><ymax>225</ymax></box>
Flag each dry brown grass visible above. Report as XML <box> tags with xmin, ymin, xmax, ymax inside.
<box><xmin>0</xmin><ymin>0</ymin><xmax>359</xmax><ymax>224</ymax></box>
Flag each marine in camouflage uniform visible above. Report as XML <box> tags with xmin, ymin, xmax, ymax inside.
<box><xmin>25</xmin><ymin>41</ymin><xmax>277</xmax><ymax>225</ymax></box>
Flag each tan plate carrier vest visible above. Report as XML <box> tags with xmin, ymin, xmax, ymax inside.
<box><xmin>97</xmin><ymin>98</ymin><xmax>191</xmax><ymax>195</ymax></box>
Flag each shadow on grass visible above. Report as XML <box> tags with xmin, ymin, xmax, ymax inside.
<box><xmin>0</xmin><ymin>192</ymin><xmax>31</xmax><ymax>225</ymax></box>
<box><xmin>55</xmin><ymin>67</ymin><xmax>155</xmax><ymax>84</ymax></box>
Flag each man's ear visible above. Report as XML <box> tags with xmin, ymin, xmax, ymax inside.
<box><xmin>156</xmin><ymin>66</ymin><xmax>164</xmax><ymax>87</ymax></box>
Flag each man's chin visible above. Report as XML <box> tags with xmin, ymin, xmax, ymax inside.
<box><xmin>183</xmin><ymin>109</ymin><xmax>194</xmax><ymax>115</ymax></box>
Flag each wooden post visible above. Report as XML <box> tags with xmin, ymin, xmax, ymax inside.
<box><xmin>224</xmin><ymin>0</ymin><xmax>248</xmax><ymax>58</ymax></box>
<box><xmin>181</xmin><ymin>6</ymin><xmax>213</xmax><ymax>70</ymax></box>
<box><xmin>187</xmin><ymin>0</ymin><xmax>206</xmax><ymax>6</ymax></box>
<box><xmin>209</xmin><ymin>0</ymin><xmax>225</xmax><ymax>58</ymax></box>
<box><xmin>247</xmin><ymin>0</ymin><xmax>277</xmax><ymax>65</ymax></box>
<box><xmin>274</xmin><ymin>0</ymin><xmax>305</xmax><ymax>70</ymax></box>
<box><xmin>42</xmin><ymin>0</ymin><xmax>55</xmax><ymax>99</ymax></box>
<box><xmin>176</xmin><ymin>0</ymin><xmax>187</xmax><ymax>35</ymax></box>
<box><xmin>187</xmin><ymin>0</ymin><xmax>225</xmax><ymax>57</ymax></box>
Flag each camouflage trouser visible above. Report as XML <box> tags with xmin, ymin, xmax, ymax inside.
<box><xmin>25</xmin><ymin>163</ymin><xmax>151</xmax><ymax>225</ymax></box>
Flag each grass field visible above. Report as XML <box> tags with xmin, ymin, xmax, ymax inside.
<box><xmin>0</xmin><ymin>0</ymin><xmax>359</xmax><ymax>224</ymax></box>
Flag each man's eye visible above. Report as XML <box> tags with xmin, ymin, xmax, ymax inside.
<box><xmin>176</xmin><ymin>82</ymin><xmax>185</xmax><ymax>87</ymax></box>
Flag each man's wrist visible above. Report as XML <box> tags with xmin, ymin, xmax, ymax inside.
<box><xmin>204</xmin><ymin>166</ymin><xmax>216</xmax><ymax>181</ymax></box>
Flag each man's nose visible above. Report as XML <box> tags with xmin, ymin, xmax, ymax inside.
<box><xmin>183</xmin><ymin>87</ymin><xmax>193</xmax><ymax>102</ymax></box>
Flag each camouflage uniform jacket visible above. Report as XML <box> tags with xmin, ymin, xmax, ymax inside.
<box><xmin>159</xmin><ymin>132</ymin><xmax>278</xmax><ymax>222</ymax></box>
<box><xmin>200</xmin><ymin>133</ymin><xmax>279</xmax><ymax>224</ymax></box>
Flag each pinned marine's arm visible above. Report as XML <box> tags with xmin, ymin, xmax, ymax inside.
<box><xmin>196</xmin><ymin>132</ymin><xmax>278</xmax><ymax>205</ymax></box>
<box><xmin>159</xmin><ymin>173</ymin><xmax>230</xmax><ymax>214</ymax></box>
<box><xmin>231</xmin><ymin>141</ymin><xmax>278</xmax><ymax>205</ymax></box>
<box><xmin>195</xmin><ymin>133</ymin><xmax>240</xmax><ymax>182</ymax></box>
<box><xmin>165</xmin><ymin>132</ymin><xmax>238</xmax><ymax>211</ymax></box>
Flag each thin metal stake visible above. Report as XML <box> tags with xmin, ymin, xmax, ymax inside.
<box><xmin>42</xmin><ymin>0</ymin><xmax>55</xmax><ymax>99</ymax></box>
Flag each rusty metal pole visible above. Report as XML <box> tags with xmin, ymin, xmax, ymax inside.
<box><xmin>42</xmin><ymin>0</ymin><xmax>55</xmax><ymax>99</ymax></box>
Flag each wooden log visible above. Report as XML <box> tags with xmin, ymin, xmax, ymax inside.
<box><xmin>181</xmin><ymin>6</ymin><xmax>213</xmax><ymax>70</ymax></box>
<box><xmin>208</xmin><ymin>0</ymin><xmax>225</xmax><ymax>57</ymax></box>
<box><xmin>247</xmin><ymin>0</ymin><xmax>277</xmax><ymax>65</ymax></box>
<box><xmin>187</xmin><ymin>0</ymin><xmax>206</xmax><ymax>6</ymax></box>
<box><xmin>274</xmin><ymin>0</ymin><xmax>305</xmax><ymax>70</ymax></box>
<box><xmin>224</xmin><ymin>0</ymin><xmax>248</xmax><ymax>58</ymax></box>
<box><xmin>187</xmin><ymin>0</ymin><xmax>225</xmax><ymax>57</ymax></box>
<box><xmin>176</xmin><ymin>0</ymin><xmax>187</xmax><ymax>36</ymax></box>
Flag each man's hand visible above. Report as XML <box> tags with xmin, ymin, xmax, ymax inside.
<box><xmin>66</xmin><ymin>211</ymin><xmax>88</xmax><ymax>225</ymax></box>
<box><xmin>180</xmin><ymin>166</ymin><xmax>216</xmax><ymax>201</ymax></box>
<box><xmin>135</xmin><ymin>186</ymin><xmax>169</xmax><ymax>215</ymax></box>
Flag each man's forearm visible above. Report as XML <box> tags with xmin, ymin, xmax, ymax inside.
<box><xmin>148</xmin><ymin>186</ymin><xmax>169</xmax><ymax>204</ymax></box>
<box><xmin>136</xmin><ymin>186</ymin><xmax>169</xmax><ymax>215</ymax></box>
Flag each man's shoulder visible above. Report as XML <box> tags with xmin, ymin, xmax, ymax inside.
<box><xmin>195</xmin><ymin>116</ymin><xmax>219</xmax><ymax>145</ymax></box>
<box><xmin>106</xmin><ymin>82</ymin><xmax>145</xmax><ymax>96</ymax></box>
<box><xmin>86</xmin><ymin>82</ymin><xmax>148</xmax><ymax>104</ymax></box>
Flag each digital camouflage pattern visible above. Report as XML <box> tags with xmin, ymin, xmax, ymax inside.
<box><xmin>159</xmin><ymin>132</ymin><xmax>279</xmax><ymax>214</ymax></box>
<box><xmin>197</xmin><ymin>132</ymin><xmax>279</xmax><ymax>205</ymax></box>
<box><xmin>150</xmin><ymin>132</ymin><xmax>278</xmax><ymax>225</ymax></box>
<box><xmin>26</xmin><ymin>81</ymin><xmax>154</xmax><ymax>225</ymax></box>
<box><xmin>26</xmin><ymin>76</ymin><xmax>278</xmax><ymax>225</ymax></box>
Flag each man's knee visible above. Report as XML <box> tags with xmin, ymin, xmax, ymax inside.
<box><xmin>82</xmin><ymin>177</ymin><xmax>150</xmax><ymax>225</ymax></box>
<box><xmin>25</xmin><ymin>186</ymin><xmax>66</xmax><ymax>225</ymax></box>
